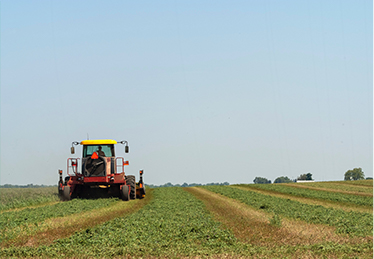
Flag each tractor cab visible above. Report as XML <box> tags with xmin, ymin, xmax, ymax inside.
<box><xmin>82</xmin><ymin>144</ymin><xmax>115</xmax><ymax>157</ymax></box>
<box><xmin>70</xmin><ymin>139</ymin><xmax>127</xmax><ymax>177</ymax></box>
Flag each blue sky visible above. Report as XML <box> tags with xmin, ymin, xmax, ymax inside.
<box><xmin>1</xmin><ymin>0</ymin><xmax>372</xmax><ymax>185</ymax></box>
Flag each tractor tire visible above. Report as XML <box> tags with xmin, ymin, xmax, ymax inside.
<box><xmin>58</xmin><ymin>186</ymin><xmax>63</xmax><ymax>200</ymax></box>
<box><xmin>126</xmin><ymin>175</ymin><xmax>136</xmax><ymax>200</ymax></box>
<box><xmin>63</xmin><ymin>186</ymin><xmax>71</xmax><ymax>201</ymax></box>
<box><xmin>121</xmin><ymin>185</ymin><xmax>130</xmax><ymax>201</ymax></box>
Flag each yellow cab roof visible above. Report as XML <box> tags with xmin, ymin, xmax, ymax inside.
<box><xmin>80</xmin><ymin>139</ymin><xmax>117</xmax><ymax>145</ymax></box>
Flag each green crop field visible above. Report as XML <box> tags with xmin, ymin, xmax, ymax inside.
<box><xmin>0</xmin><ymin>181</ymin><xmax>372</xmax><ymax>258</ymax></box>
<box><xmin>0</xmin><ymin>187</ymin><xmax>59</xmax><ymax>211</ymax></box>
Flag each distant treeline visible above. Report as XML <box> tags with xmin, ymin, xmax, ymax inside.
<box><xmin>147</xmin><ymin>182</ymin><xmax>230</xmax><ymax>188</ymax></box>
<box><xmin>1</xmin><ymin>182</ymin><xmax>230</xmax><ymax>189</ymax></box>
<box><xmin>0</xmin><ymin>184</ymin><xmax>56</xmax><ymax>188</ymax></box>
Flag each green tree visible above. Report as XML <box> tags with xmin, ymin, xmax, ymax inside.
<box><xmin>274</xmin><ymin>176</ymin><xmax>293</xmax><ymax>183</ymax></box>
<box><xmin>344</xmin><ymin>168</ymin><xmax>365</xmax><ymax>180</ymax></box>
<box><xmin>297</xmin><ymin>173</ymin><xmax>313</xmax><ymax>181</ymax></box>
<box><xmin>253</xmin><ymin>177</ymin><xmax>271</xmax><ymax>184</ymax></box>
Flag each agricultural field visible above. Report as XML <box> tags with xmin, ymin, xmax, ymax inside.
<box><xmin>237</xmin><ymin>182</ymin><xmax>373</xmax><ymax>207</ymax></box>
<box><xmin>0</xmin><ymin>181</ymin><xmax>372</xmax><ymax>258</ymax></box>
<box><xmin>284</xmin><ymin>180</ymin><xmax>373</xmax><ymax>194</ymax></box>
<box><xmin>0</xmin><ymin>187</ymin><xmax>59</xmax><ymax>211</ymax></box>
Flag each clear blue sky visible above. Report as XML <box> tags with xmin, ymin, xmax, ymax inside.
<box><xmin>1</xmin><ymin>0</ymin><xmax>372</xmax><ymax>185</ymax></box>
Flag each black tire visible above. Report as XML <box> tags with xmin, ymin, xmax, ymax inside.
<box><xmin>58</xmin><ymin>185</ymin><xmax>63</xmax><ymax>199</ymax></box>
<box><xmin>126</xmin><ymin>175</ymin><xmax>136</xmax><ymax>199</ymax></box>
<box><xmin>121</xmin><ymin>185</ymin><xmax>129</xmax><ymax>201</ymax></box>
<box><xmin>63</xmin><ymin>186</ymin><xmax>71</xmax><ymax>201</ymax></box>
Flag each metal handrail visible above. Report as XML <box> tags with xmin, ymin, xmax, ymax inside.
<box><xmin>116</xmin><ymin>157</ymin><xmax>128</xmax><ymax>174</ymax></box>
<box><xmin>67</xmin><ymin>158</ymin><xmax>80</xmax><ymax>176</ymax></box>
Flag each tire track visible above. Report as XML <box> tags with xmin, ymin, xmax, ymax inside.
<box><xmin>185</xmin><ymin>187</ymin><xmax>366</xmax><ymax>247</ymax></box>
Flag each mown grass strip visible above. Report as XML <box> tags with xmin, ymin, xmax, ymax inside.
<box><xmin>331</xmin><ymin>180</ymin><xmax>373</xmax><ymax>187</ymax></box>
<box><xmin>279</xmin><ymin>182</ymin><xmax>373</xmax><ymax>197</ymax></box>
<box><xmin>0</xmin><ymin>187</ymin><xmax>247</xmax><ymax>258</ymax></box>
<box><xmin>238</xmin><ymin>183</ymin><xmax>373</xmax><ymax>207</ymax></box>
<box><xmin>234</xmin><ymin>185</ymin><xmax>372</xmax><ymax>214</ymax></box>
<box><xmin>186</xmin><ymin>187</ymin><xmax>360</xmax><ymax>247</ymax></box>
<box><xmin>289</xmin><ymin>182</ymin><xmax>373</xmax><ymax>195</ymax></box>
<box><xmin>0</xmin><ymin>198</ymin><xmax>121</xmax><ymax>244</ymax></box>
<box><xmin>0</xmin><ymin>187</ymin><xmax>372</xmax><ymax>258</ymax></box>
<box><xmin>203</xmin><ymin>186</ymin><xmax>373</xmax><ymax>237</ymax></box>
<box><xmin>0</xmin><ymin>187</ymin><xmax>59</xmax><ymax>212</ymax></box>
<box><xmin>1</xmin><ymin>201</ymin><xmax>61</xmax><ymax>214</ymax></box>
<box><xmin>2</xmin><ymin>192</ymin><xmax>151</xmax><ymax>248</ymax></box>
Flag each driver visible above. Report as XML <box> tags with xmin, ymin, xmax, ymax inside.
<box><xmin>97</xmin><ymin>146</ymin><xmax>106</xmax><ymax>157</ymax></box>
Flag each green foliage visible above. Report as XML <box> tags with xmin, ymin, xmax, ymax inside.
<box><xmin>147</xmin><ymin>182</ymin><xmax>230</xmax><ymax>188</ymax></box>
<box><xmin>274</xmin><ymin>176</ymin><xmax>293</xmax><ymax>183</ymax></box>
<box><xmin>253</xmin><ymin>177</ymin><xmax>271</xmax><ymax>184</ymax></box>
<box><xmin>297</xmin><ymin>173</ymin><xmax>313</xmax><ymax>180</ymax></box>
<box><xmin>0</xmin><ymin>184</ymin><xmax>56</xmax><ymax>188</ymax></box>
<box><xmin>203</xmin><ymin>185</ymin><xmax>373</xmax><ymax>236</ymax></box>
<box><xmin>337</xmin><ymin>179</ymin><xmax>373</xmax><ymax>186</ymax></box>
<box><xmin>0</xmin><ymin>187</ymin><xmax>59</xmax><ymax>211</ymax></box>
<box><xmin>243</xmin><ymin>183</ymin><xmax>373</xmax><ymax>207</ymax></box>
<box><xmin>288</xmin><ymin>181</ymin><xmax>373</xmax><ymax>194</ymax></box>
<box><xmin>345</xmin><ymin>168</ymin><xmax>365</xmax><ymax>181</ymax></box>
<box><xmin>269</xmin><ymin>214</ymin><xmax>282</xmax><ymax>227</ymax></box>
<box><xmin>0</xmin><ymin>198</ymin><xmax>120</xmax><ymax>244</ymax></box>
<box><xmin>0</xmin><ymin>186</ymin><xmax>372</xmax><ymax>258</ymax></box>
<box><xmin>0</xmin><ymin>187</ymin><xmax>247</xmax><ymax>258</ymax></box>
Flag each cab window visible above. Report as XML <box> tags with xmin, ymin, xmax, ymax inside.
<box><xmin>83</xmin><ymin>145</ymin><xmax>114</xmax><ymax>157</ymax></box>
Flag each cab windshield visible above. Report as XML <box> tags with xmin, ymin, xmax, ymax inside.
<box><xmin>83</xmin><ymin>145</ymin><xmax>114</xmax><ymax>157</ymax></box>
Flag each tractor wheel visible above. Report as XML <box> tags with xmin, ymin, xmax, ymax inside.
<box><xmin>63</xmin><ymin>186</ymin><xmax>71</xmax><ymax>201</ymax></box>
<box><xmin>126</xmin><ymin>175</ymin><xmax>136</xmax><ymax>199</ymax></box>
<box><xmin>121</xmin><ymin>185</ymin><xmax>129</xmax><ymax>201</ymax></box>
<box><xmin>58</xmin><ymin>186</ymin><xmax>63</xmax><ymax>200</ymax></box>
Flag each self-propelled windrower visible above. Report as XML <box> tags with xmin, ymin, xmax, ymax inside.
<box><xmin>58</xmin><ymin>139</ymin><xmax>145</xmax><ymax>201</ymax></box>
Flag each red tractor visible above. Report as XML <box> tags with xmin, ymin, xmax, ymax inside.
<box><xmin>58</xmin><ymin>139</ymin><xmax>145</xmax><ymax>201</ymax></box>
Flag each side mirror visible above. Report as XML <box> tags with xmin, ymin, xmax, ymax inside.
<box><xmin>71</xmin><ymin>141</ymin><xmax>79</xmax><ymax>155</ymax></box>
<box><xmin>118</xmin><ymin>140</ymin><xmax>129</xmax><ymax>153</ymax></box>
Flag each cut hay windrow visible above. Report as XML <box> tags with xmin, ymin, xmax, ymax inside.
<box><xmin>282</xmin><ymin>181</ymin><xmax>373</xmax><ymax>195</ymax></box>
<box><xmin>233</xmin><ymin>185</ymin><xmax>372</xmax><ymax>214</ymax></box>
<box><xmin>0</xmin><ymin>187</ymin><xmax>247</xmax><ymax>258</ymax></box>
<box><xmin>238</xmin><ymin>184</ymin><xmax>373</xmax><ymax>206</ymax></box>
<box><xmin>0</xmin><ymin>184</ymin><xmax>372</xmax><ymax>258</ymax></box>
<box><xmin>0</xmin><ymin>187</ymin><xmax>59</xmax><ymax>212</ymax></box>
<box><xmin>203</xmin><ymin>185</ymin><xmax>373</xmax><ymax>237</ymax></box>
<box><xmin>186</xmin><ymin>187</ymin><xmax>361</xmax><ymax>247</ymax></box>
<box><xmin>0</xmin><ymin>198</ymin><xmax>120</xmax><ymax>245</ymax></box>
